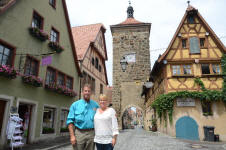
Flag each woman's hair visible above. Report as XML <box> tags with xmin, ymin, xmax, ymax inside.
<box><xmin>99</xmin><ymin>94</ymin><xmax>107</xmax><ymax>101</ymax></box>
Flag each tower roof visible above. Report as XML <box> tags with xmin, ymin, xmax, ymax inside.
<box><xmin>118</xmin><ymin>2</ymin><xmax>144</xmax><ymax>25</ymax></box>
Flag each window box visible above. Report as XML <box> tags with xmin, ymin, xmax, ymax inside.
<box><xmin>29</xmin><ymin>27</ymin><xmax>49</xmax><ymax>41</ymax></box>
<box><xmin>42</xmin><ymin>127</ymin><xmax>54</xmax><ymax>134</ymax></box>
<box><xmin>0</xmin><ymin>65</ymin><xmax>17</xmax><ymax>79</ymax></box>
<box><xmin>60</xmin><ymin>127</ymin><xmax>69</xmax><ymax>133</ymax></box>
<box><xmin>21</xmin><ymin>74</ymin><xmax>43</xmax><ymax>87</ymax></box>
<box><xmin>45</xmin><ymin>83</ymin><xmax>77</xmax><ymax>97</ymax></box>
<box><xmin>48</xmin><ymin>41</ymin><xmax>64</xmax><ymax>53</ymax></box>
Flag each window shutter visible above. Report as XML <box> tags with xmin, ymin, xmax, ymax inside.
<box><xmin>189</xmin><ymin>37</ymin><xmax>200</xmax><ymax>53</ymax></box>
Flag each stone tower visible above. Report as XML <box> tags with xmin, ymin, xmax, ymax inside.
<box><xmin>110</xmin><ymin>4</ymin><xmax>151</xmax><ymax>128</ymax></box>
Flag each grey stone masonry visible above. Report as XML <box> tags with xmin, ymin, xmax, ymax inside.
<box><xmin>111</xmin><ymin>23</ymin><xmax>151</xmax><ymax>128</ymax></box>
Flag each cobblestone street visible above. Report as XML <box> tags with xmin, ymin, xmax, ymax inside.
<box><xmin>53</xmin><ymin>127</ymin><xmax>226</xmax><ymax>150</ymax></box>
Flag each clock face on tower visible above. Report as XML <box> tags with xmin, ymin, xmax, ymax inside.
<box><xmin>125</xmin><ymin>53</ymin><xmax>136</xmax><ymax>63</ymax></box>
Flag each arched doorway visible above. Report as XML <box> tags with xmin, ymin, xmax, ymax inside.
<box><xmin>122</xmin><ymin>106</ymin><xmax>143</xmax><ymax>129</ymax></box>
<box><xmin>176</xmin><ymin>116</ymin><xmax>199</xmax><ymax>140</ymax></box>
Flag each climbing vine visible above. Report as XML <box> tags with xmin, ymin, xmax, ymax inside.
<box><xmin>151</xmin><ymin>54</ymin><xmax>226</xmax><ymax>126</ymax></box>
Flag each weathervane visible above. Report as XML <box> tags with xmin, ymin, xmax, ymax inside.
<box><xmin>187</xmin><ymin>0</ymin><xmax>190</xmax><ymax>6</ymax></box>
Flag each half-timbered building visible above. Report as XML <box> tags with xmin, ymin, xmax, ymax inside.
<box><xmin>144</xmin><ymin>4</ymin><xmax>226</xmax><ymax>141</ymax></box>
<box><xmin>72</xmin><ymin>23</ymin><xmax>108</xmax><ymax>101</ymax></box>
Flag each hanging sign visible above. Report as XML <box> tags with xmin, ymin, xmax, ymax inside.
<box><xmin>42</xmin><ymin>56</ymin><xmax>52</xmax><ymax>66</ymax></box>
<box><xmin>177</xmin><ymin>98</ymin><xmax>195</xmax><ymax>107</ymax></box>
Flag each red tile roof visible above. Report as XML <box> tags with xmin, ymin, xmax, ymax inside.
<box><xmin>119</xmin><ymin>17</ymin><xmax>144</xmax><ymax>25</ymax></box>
<box><xmin>72</xmin><ymin>23</ymin><xmax>105</xmax><ymax>60</ymax></box>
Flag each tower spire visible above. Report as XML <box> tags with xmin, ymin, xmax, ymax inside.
<box><xmin>127</xmin><ymin>1</ymin><xmax>134</xmax><ymax>18</ymax></box>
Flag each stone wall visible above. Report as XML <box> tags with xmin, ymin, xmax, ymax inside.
<box><xmin>111</xmin><ymin>25</ymin><xmax>151</xmax><ymax>128</ymax></box>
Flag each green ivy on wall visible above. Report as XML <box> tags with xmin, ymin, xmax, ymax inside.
<box><xmin>151</xmin><ymin>54</ymin><xmax>226</xmax><ymax>126</ymax></box>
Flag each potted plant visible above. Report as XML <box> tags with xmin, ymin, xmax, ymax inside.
<box><xmin>21</xmin><ymin>74</ymin><xmax>43</xmax><ymax>87</ymax></box>
<box><xmin>151</xmin><ymin>118</ymin><xmax>157</xmax><ymax>132</ymax></box>
<box><xmin>28</xmin><ymin>27</ymin><xmax>49</xmax><ymax>41</ymax></box>
<box><xmin>0</xmin><ymin>65</ymin><xmax>18</xmax><ymax>79</ymax></box>
<box><xmin>48</xmin><ymin>41</ymin><xmax>64</xmax><ymax>53</ymax></box>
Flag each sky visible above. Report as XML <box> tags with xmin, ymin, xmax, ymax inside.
<box><xmin>65</xmin><ymin>0</ymin><xmax>226</xmax><ymax>86</ymax></box>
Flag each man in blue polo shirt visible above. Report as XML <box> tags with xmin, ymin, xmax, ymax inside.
<box><xmin>67</xmin><ymin>84</ymin><xmax>99</xmax><ymax>150</ymax></box>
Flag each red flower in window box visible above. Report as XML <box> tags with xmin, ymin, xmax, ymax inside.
<box><xmin>45</xmin><ymin>83</ymin><xmax>77</xmax><ymax>97</ymax></box>
<box><xmin>0</xmin><ymin>65</ymin><xmax>18</xmax><ymax>79</ymax></box>
<box><xmin>21</xmin><ymin>74</ymin><xmax>43</xmax><ymax>87</ymax></box>
<box><xmin>48</xmin><ymin>41</ymin><xmax>64</xmax><ymax>53</ymax></box>
<box><xmin>29</xmin><ymin>27</ymin><xmax>49</xmax><ymax>41</ymax></box>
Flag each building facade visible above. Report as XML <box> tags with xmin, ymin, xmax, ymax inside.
<box><xmin>111</xmin><ymin>4</ymin><xmax>151</xmax><ymax>129</ymax></box>
<box><xmin>144</xmin><ymin>4</ymin><xmax>226</xmax><ymax>141</ymax></box>
<box><xmin>72</xmin><ymin>23</ymin><xmax>108</xmax><ymax>101</ymax></box>
<box><xmin>0</xmin><ymin>0</ymin><xmax>81</xmax><ymax>148</ymax></box>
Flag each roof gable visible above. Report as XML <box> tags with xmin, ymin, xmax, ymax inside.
<box><xmin>72</xmin><ymin>23</ymin><xmax>106</xmax><ymax>60</ymax></box>
<box><xmin>158</xmin><ymin>5</ymin><xmax>226</xmax><ymax>63</ymax></box>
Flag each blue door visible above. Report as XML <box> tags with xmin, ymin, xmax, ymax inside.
<box><xmin>175</xmin><ymin>116</ymin><xmax>199</xmax><ymax>140</ymax></box>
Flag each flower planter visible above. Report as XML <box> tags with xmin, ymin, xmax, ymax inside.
<box><xmin>45</xmin><ymin>83</ymin><xmax>77</xmax><ymax>97</ymax></box>
<box><xmin>42</xmin><ymin>127</ymin><xmax>54</xmax><ymax>134</ymax></box>
<box><xmin>0</xmin><ymin>65</ymin><xmax>17</xmax><ymax>79</ymax></box>
<box><xmin>21</xmin><ymin>75</ymin><xmax>43</xmax><ymax>87</ymax></box>
<box><xmin>29</xmin><ymin>27</ymin><xmax>49</xmax><ymax>42</ymax></box>
<box><xmin>60</xmin><ymin>127</ymin><xmax>69</xmax><ymax>133</ymax></box>
<box><xmin>48</xmin><ymin>42</ymin><xmax>64</xmax><ymax>53</ymax></box>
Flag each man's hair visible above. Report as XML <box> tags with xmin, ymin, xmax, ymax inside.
<box><xmin>83</xmin><ymin>84</ymin><xmax>91</xmax><ymax>90</ymax></box>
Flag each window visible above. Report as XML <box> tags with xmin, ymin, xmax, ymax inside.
<box><xmin>200</xmin><ymin>38</ymin><xmax>205</xmax><ymax>48</ymax></box>
<box><xmin>57</xmin><ymin>72</ymin><xmax>65</xmax><ymax>86</ymax></box>
<box><xmin>0</xmin><ymin>43</ymin><xmax>13</xmax><ymax>66</ymax></box>
<box><xmin>172</xmin><ymin>64</ymin><xmax>192</xmax><ymax>75</ymax></box>
<box><xmin>201</xmin><ymin>102</ymin><xmax>212</xmax><ymax>116</ymax></box>
<box><xmin>66</xmin><ymin>77</ymin><xmax>73</xmax><ymax>89</ymax></box>
<box><xmin>49</xmin><ymin>0</ymin><xmax>56</xmax><ymax>8</ymax></box>
<box><xmin>45</xmin><ymin>68</ymin><xmax>56</xmax><ymax>85</ymax></box>
<box><xmin>60</xmin><ymin>110</ymin><xmax>69</xmax><ymax>130</ymax></box>
<box><xmin>183</xmin><ymin>65</ymin><xmax>191</xmax><ymax>75</ymax></box>
<box><xmin>95</xmin><ymin>58</ymin><xmax>99</xmax><ymax>69</ymax></box>
<box><xmin>24</xmin><ymin>56</ymin><xmax>39</xmax><ymax>76</ymax></box>
<box><xmin>182</xmin><ymin>39</ymin><xmax>187</xmax><ymax>48</ymax></box>
<box><xmin>187</xmin><ymin>15</ymin><xmax>195</xmax><ymax>24</ymax></box>
<box><xmin>201</xmin><ymin>64</ymin><xmax>221</xmax><ymax>75</ymax></box>
<box><xmin>99</xmin><ymin>65</ymin><xmax>102</xmax><ymax>72</ymax></box>
<box><xmin>189</xmin><ymin>37</ymin><xmax>200</xmax><ymax>54</ymax></box>
<box><xmin>32</xmin><ymin>11</ymin><xmax>43</xmax><ymax>29</ymax></box>
<box><xmin>212</xmin><ymin>64</ymin><xmax>221</xmax><ymax>74</ymax></box>
<box><xmin>92</xmin><ymin>57</ymin><xmax>95</xmax><ymax>66</ymax></box>
<box><xmin>42</xmin><ymin>107</ymin><xmax>55</xmax><ymax>134</ymax></box>
<box><xmin>100</xmin><ymin>84</ymin><xmax>103</xmax><ymax>94</ymax></box>
<box><xmin>172</xmin><ymin>65</ymin><xmax>180</xmax><ymax>75</ymax></box>
<box><xmin>45</xmin><ymin>67</ymin><xmax>73</xmax><ymax>89</ymax></box>
<box><xmin>50</xmin><ymin>28</ymin><xmax>59</xmax><ymax>43</ymax></box>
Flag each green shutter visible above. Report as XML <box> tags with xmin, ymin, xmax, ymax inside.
<box><xmin>189</xmin><ymin>37</ymin><xmax>200</xmax><ymax>53</ymax></box>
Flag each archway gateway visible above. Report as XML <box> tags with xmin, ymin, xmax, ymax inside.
<box><xmin>122</xmin><ymin>106</ymin><xmax>143</xmax><ymax>129</ymax></box>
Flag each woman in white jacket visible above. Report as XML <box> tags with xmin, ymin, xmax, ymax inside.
<box><xmin>94</xmin><ymin>94</ymin><xmax>119</xmax><ymax>150</ymax></box>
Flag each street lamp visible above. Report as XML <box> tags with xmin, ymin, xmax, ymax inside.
<box><xmin>120</xmin><ymin>56</ymin><xmax>128</xmax><ymax>72</ymax></box>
